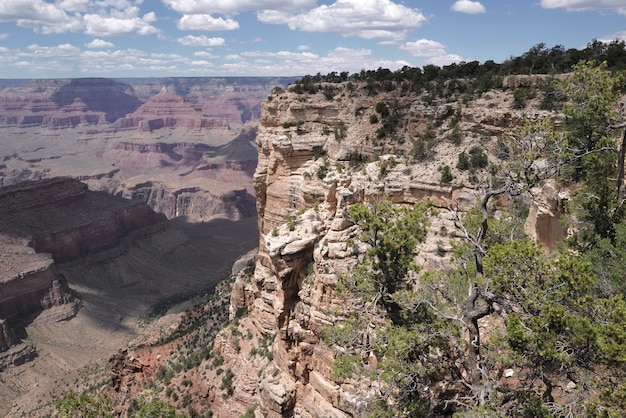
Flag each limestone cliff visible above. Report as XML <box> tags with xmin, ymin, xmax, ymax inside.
<box><xmin>221</xmin><ymin>81</ymin><xmax>566</xmax><ymax>416</ymax></box>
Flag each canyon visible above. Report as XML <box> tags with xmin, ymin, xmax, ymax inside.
<box><xmin>0</xmin><ymin>77</ymin><xmax>295</xmax><ymax>220</ymax></box>
<box><xmin>0</xmin><ymin>76</ymin><xmax>286</xmax><ymax>416</ymax></box>
<box><xmin>0</xmin><ymin>70</ymin><xmax>601</xmax><ymax>416</ymax></box>
<box><xmin>0</xmin><ymin>176</ymin><xmax>259</xmax><ymax>417</ymax></box>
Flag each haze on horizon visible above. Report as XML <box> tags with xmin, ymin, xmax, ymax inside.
<box><xmin>0</xmin><ymin>0</ymin><xmax>625</xmax><ymax>79</ymax></box>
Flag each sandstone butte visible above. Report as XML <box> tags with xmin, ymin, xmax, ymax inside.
<box><xmin>0</xmin><ymin>74</ymin><xmax>574</xmax><ymax>417</ymax></box>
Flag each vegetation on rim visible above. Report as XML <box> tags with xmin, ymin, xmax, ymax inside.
<box><xmin>320</xmin><ymin>59</ymin><xmax>626</xmax><ymax>416</ymax></box>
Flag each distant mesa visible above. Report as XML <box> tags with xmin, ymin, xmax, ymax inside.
<box><xmin>0</xmin><ymin>78</ymin><xmax>143</xmax><ymax>128</ymax></box>
<box><xmin>50</xmin><ymin>78</ymin><xmax>143</xmax><ymax>123</ymax></box>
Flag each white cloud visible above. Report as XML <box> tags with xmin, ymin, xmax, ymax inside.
<box><xmin>26</xmin><ymin>43</ymin><xmax>82</xmax><ymax>57</ymax></box>
<box><xmin>59</xmin><ymin>0</ymin><xmax>142</xmax><ymax>12</ymax></box>
<box><xmin>0</xmin><ymin>0</ymin><xmax>83</xmax><ymax>34</ymax></box>
<box><xmin>541</xmin><ymin>0</ymin><xmax>626</xmax><ymax>11</ymax></box>
<box><xmin>0</xmin><ymin>0</ymin><xmax>69</xmax><ymax>22</ymax></box>
<box><xmin>85</xmin><ymin>38</ymin><xmax>115</xmax><ymax>48</ymax></box>
<box><xmin>162</xmin><ymin>0</ymin><xmax>316</xmax><ymax>14</ymax></box>
<box><xmin>257</xmin><ymin>0</ymin><xmax>426</xmax><ymax>40</ymax></box>
<box><xmin>55</xmin><ymin>0</ymin><xmax>90</xmax><ymax>12</ymax></box>
<box><xmin>221</xmin><ymin>46</ymin><xmax>410</xmax><ymax>76</ymax></box>
<box><xmin>400</xmin><ymin>39</ymin><xmax>447</xmax><ymax>57</ymax></box>
<box><xmin>177</xmin><ymin>14</ymin><xmax>239</xmax><ymax>31</ymax></box>
<box><xmin>193</xmin><ymin>51</ymin><xmax>218</xmax><ymax>58</ymax></box>
<box><xmin>0</xmin><ymin>37</ymin><xmax>417</xmax><ymax>77</ymax></box>
<box><xmin>297</xmin><ymin>45</ymin><xmax>310</xmax><ymax>51</ymax></box>
<box><xmin>451</xmin><ymin>0</ymin><xmax>486</xmax><ymax>14</ymax></box>
<box><xmin>427</xmin><ymin>53</ymin><xmax>465</xmax><ymax>66</ymax></box>
<box><xmin>83</xmin><ymin>8</ymin><xmax>158</xmax><ymax>37</ymax></box>
<box><xmin>400</xmin><ymin>39</ymin><xmax>464</xmax><ymax>66</ymax></box>
<box><xmin>0</xmin><ymin>33</ymin><xmax>8</xmax><ymax>40</ymax></box>
<box><xmin>242</xmin><ymin>50</ymin><xmax>319</xmax><ymax>60</ymax></box>
<box><xmin>0</xmin><ymin>0</ymin><xmax>159</xmax><ymax>36</ymax></box>
<box><xmin>190</xmin><ymin>60</ymin><xmax>214</xmax><ymax>66</ymax></box>
<box><xmin>143</xmin><ymin>11</ymin><xmax>157</xmax><ymax>23</ymax></box>
<box><xmin>177</xmin><ymin>35</ymin><xmax>226</xmax><ymax>47</ymax></box>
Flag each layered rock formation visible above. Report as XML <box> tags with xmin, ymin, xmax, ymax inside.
<box><xmin>0</xmin><ymin>78</ymin><xmax>141</xmax><ymax>127</ymax></box>
<box><xmin>0</xmin><ymin>77</ymin><xmax>295</xmax><ymax>220</ymax></box>
<box><xmin>0</xmin><ymin>177</ymin><xmax>166</xmax><ymax>337</ymax></box>
<box><xmin>219</xmin><ymin>81</ymin><xmax>564</xmax><ymax>417</ymax></box>
<box><xmin>114</xmin><ymin>90</ymin><xmax>222</xmax><ymax>131</ymax></box>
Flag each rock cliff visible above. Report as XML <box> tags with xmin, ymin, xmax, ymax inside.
<box><xmin>221</xmin><ymin>81</ymin><xmax>565</xmax><ymax>416</ymax></box>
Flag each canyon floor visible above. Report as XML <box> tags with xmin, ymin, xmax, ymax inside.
<box><xmin>1</xmin><ymin>215</ymin><xmax>258</xmax><ymax>417</ymax></box>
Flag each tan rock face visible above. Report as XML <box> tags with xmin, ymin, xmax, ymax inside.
<box><xmin>524</xmin><ymin>181</ymin><xmax>568</xmax><ymax>251</ymax></box>
<box><xmin>230</xmin><ymin>80</ymin><xmax>566</xmax><ymax>417</ymax></box>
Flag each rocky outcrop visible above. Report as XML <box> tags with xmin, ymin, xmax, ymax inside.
<box><xmin>119</xmin><ymin>182</ymin><xmax>256</xmax><ymax>220</ymax></box>
<box><xmin>0</xmin><ymin>178</ymin><xmax>166</xmax><ymax>263</ymax></box>
<box><xmin>0</xmin><ymin>320</ymin><xmax>18</xmax><ymax>351</ymax></box>
<box><xmin>525</xmin><ymin>180</ymin><xmax>568</xmax><ymax>251</ymax></box>
<box><xmin>0</xmin><ymin>342</ymin><xmax>37</xmax><ymax>372</ymax></box>
<box><xmin>501</xmin><ymin>73</ymin><xmax>569</xmax><ymax>89</ymax></box>
<box><xmin>226</xmin><ymin>80</ymin><xmax>564</xmax><ymax>417</ymax></box>
<box><xmin>110</xmin><ymin>348</ymin><xmax>151</xmax><ymax>394</ymax></box>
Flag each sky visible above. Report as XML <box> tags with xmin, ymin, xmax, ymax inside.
<box><xmin>0</xmin><ymin>0</ymin><xmax>625</xmax><ymax>79</ymax></box>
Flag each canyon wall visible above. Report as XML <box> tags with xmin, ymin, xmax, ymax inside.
<box><xmin>215</xmin><ymin>82</ymin><xmax>566</xmax><ymax>417</ymax></box>
<box><xmin>0</xmin><ymin>77</ymin><xmax>296</xmax><ymax>220</ymax></box>
<box><xmin>0</xmin><ymin>177</ymin><xmax>166</xmax><ymax>335</ymax></box>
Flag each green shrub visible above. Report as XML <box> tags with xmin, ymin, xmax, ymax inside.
<box><xmin>412</xmin><ymin>137</ymin><xmax>436</xmax><ymax>161</ymax></box>
<box><xmin>457</xmin><ymin>151</ymin><xmax>470</xmax><ymax>170</ymax></box>
<box><xmin>334</xmin><ymin>122</ymin><xmax>347</xmax><ymax>140</ymax></box>
<box><xmin>375</xmin><ymin>101</ymin><xmax>389</xmax><ymax>118</ymax></box>
<box><xmin>469</xmin><ymin>146</ymin><xmax>488</xmax><ymax>168</ymax></box>
<box><xmin>439</xmin><ymin>165</ymin><xmax>453</xmax><ymax>183</ymax></box>
<box><xmin>450</xmin><ymin>125</ymin><xmax>462</xmax><ymax>145</ymax></box>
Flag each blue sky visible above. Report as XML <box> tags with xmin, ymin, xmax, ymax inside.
<box><xmin>0</xmin><ymin>0</ymin><xmax>624</xmax><ymax>79</ymax></box>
